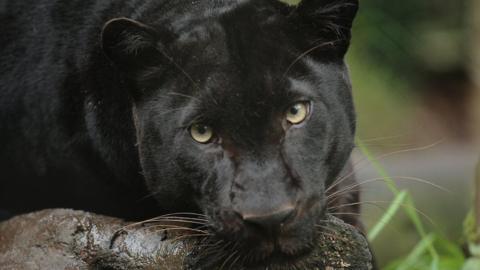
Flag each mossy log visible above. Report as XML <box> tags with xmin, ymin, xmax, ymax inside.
<box><xmin>0</xmin><ymin>209</ymin><xmax>373</xmax><ymax>270</ymax></box>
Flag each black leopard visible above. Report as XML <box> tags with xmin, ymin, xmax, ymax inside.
<box><xmin>0</xmin><ymin>0</ymin><xmax>362</xmax><ymax>267</ymax></box>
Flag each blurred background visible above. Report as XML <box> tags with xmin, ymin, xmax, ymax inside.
<box><xmin>349</xmin><ymin>0</ymin><xmax>479</xmax><ymax>267</ymax></box>
<box><xmin>287</xmin><ymin>0</ymin><xmax>480</xmax><ymax>268</ymax></box>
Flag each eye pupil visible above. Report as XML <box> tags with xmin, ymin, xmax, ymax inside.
<box><xmin>197</xmin><ymin>126</ymin><xmax>207</xmax><ymax>134</ymax></box>
<box><xmin>190</xmin><ymin>123</ymin><xmax>214</xmax><ymax>143</ymax></box>
<box><xmin>290</xmin><ymin>106</ymin><xmax>299</xmax><ymax>115</ymax></box>
<box><xmin>286</xmin><ymin>102</ymin><xmax>309</xmax><ymax>125</ymax></box>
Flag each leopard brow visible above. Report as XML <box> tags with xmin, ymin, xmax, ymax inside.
<box><xmin>178</xmin><ymin>101</ymin><xmax>205</xmax><ymax>128</ymax></box>
<box><xmin>288</xmin><ymin>78</ymin><xmax>317</xmax><ymax>99</ymax></box>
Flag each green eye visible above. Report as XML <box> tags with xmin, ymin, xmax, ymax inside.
<box><xmin>286</xmin><ymin>102</ymin><xmax>309</xmax><ymax>125</ymax></box>
<box><xmin>190</xmin><ymin>124</ymin><xmax>214</xmax><ymax>144</ymax></box>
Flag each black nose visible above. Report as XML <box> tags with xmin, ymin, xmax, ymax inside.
<box><xmin>240</xmin><ymin>205</ymin><xmax>296</xmax><ymax>229</ymax></box>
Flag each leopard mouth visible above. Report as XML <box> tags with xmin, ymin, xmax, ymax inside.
<box><xmin>244</xmin><ymin>230</ymin><xmax>317</xmax><ymax>265</ymax></box>
<box><xmin>192</xmin><ymin>198</ymin><xmax>325</xmax><ymax>268</ymax></box>
<box><xmin>188</xmin><ymin>242</ymin><xmax>313</xmax><ymax>270</ymax></box>
<box><xmin>242</xmin><ymin>242</ymin><xmax>314</xmax><ymax>268</ymax></box>
<box><xmin>188</xmin><ymin>221</ymin><xmax>318</xmax><ymax>269</ymax></box>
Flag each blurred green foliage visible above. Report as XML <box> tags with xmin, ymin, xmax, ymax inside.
<box><xmin>352</xmin><ymin>0</ymin><xmax>468</xmax><ymax>79</ymax></box>
<box><xmin>383</xmin><ymin>236</ymin><xmax>465</xmax><ymax>270</ymax></box>
<box><xmin>351</xmin><ymin>1</ymin><xmax>471</xmax><ymax>268</ymax></box>
<box><xmin>350</xmin><ymin>0</ymin><xmax>469</xmax><ymax>140</ymax></box>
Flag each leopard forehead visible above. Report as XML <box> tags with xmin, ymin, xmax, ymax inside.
<box><xmin>167</xmin><ymin>0</ymin><xmax>287</xmax><ymax>31</ymax></box>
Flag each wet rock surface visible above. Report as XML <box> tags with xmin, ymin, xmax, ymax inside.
<box><xmin>0</xmin><ymin>209</ymin><xmax>372</xmax><ymax>269</ymax></box>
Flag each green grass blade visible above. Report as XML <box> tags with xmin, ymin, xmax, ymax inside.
<box><xmin>356</xmin><ymin>139</ymin><xmax>439</xmax><ymax>269</ymax></box>
<box><xmin>368</xmin><ymin>190</ymin><xmax>407</xmax><ymax>241</ymax></box>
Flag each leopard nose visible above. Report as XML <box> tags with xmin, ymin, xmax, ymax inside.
<box><xmin>240</xmin><ymin>205</ymin><xmax>296</xmax><ymax>229</ymax></box>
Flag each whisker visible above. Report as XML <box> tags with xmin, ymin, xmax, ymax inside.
<box><xmin>113</xmin><ymin>212</ymin><xmax>207</xmax><ymax>234</ymax></box>
<box><xmin>327</xmin><ymin>188</ymin><xmax>367</xmax><ymax>205</ymax></box>
<box><xmin>386</xmin><ymin>176</ymin><xmax>450</xmax><ymax>193</ymax></box>
<box><xmin>326</xmin><ymin>140</ymin><xmax>445</xmax><ymax>194</ymax></box>
<box><xmin>210</xmin><ymin>242</ymin><xmax>236</xmax><ymax>267</ymax></box>
<box><xmin>195</xmin><ymin>240</ymin><xmax>226</xmax><ymax>260</ymax></box>
<box><xmin>367</xmin><ymin>139</ymin><xmax>445</xmax><ymax>160</ymax></box>
<box><xmin>328</xmin><ymin>200</ymin><xmax>388</xmax><ymax>210</ymax></box>
<box><xmin>167</xmin><ymin>91</ymin><xmax>201</xmax><ymax>102</ymax></box>
<box><xmin>228</xmin><ymin>253</ymin><xmax>242</xmax><ymax>270</ymax></box>
<box><xmin>327</xmin><ymin>175</ymin><xmax>449</xmax><ymax>202</ymax></box>
<box><xmin>359</xmin><ymin>142</ymin><xmax>414</xmax><ymax>148</ymax></box>
<box><xmin>365</xmin><ymin>202</ymin><xmax>436</xmax><ymax>228</ymax></box>
<box><xmin>155</xmin><ymin>48</ymin><xmax>202</xmax><ymax>92</ymax></box>
<box><xmin>282</xmin><ymin>40</ymin><xmax>340</xmax><ymax>77</ymax></box>
<box><xmin>147</xmin><ymin>225</ymin><xmax>210</xmax><ymax>235</ymax></box>
<box><xmin>148</xmin><ymin>217</ymin><xmax>209</xmax><ymax>224</ymax></box>
<box><xmin>127</xmin><ymin>222</ymin><xmax>206</xmax><ymax>234</ymax></box>
<box><xmin>326</xmin><ymin>154</ymin><xmax>378</xmax><ymax>194</ymax></box>
<box><xmin>220</xmin><ymin>250</ymin><xmax>239</xmax><ymax>270</ymax></box>
<box><xmin>158</xmin><ymin>212</ymin><xmax>207</xmax><ymax>217</ymax></box>
<box><xmin>239</xmin><ymin>251</ymin><xmax>250</xmax><ymax>269</ymax></box>
<box><xmin>195</xmin><ymin>239</ymin><xmax>224</xmax><ymax>250</ymax></box>
<box><xmin>329</xmin><ymin>202</ymin><xmax>437</xmax><ymax>229</ymax></box>
<box><xmin>150</xmin><ymin>215</ymin><xmax>209</xmax><ymax>221</ymax></box>
<box><xmin>329</xmin><ymin>212</ymin><xmax>363</xmax><ymax>216</ymax></box>
<box><xmin>170</xmin><ymin>233</ymin><xmax>211</xmax><ymax>242</ymax></box>
<box><xmin>142</xmin><ymin>220</ymin><xmax>208</xmax><ymax>228</ymax></box>
<box><xmin>358</xmin><ymin>134</ymin><xmax>409</xmax><ymax>143</ymax></box>
<box><xmin>327</xmin><ymin>179</ymin><xmax>376</xmax><ymax>200</ymax></box>
<box><xmin>156</xmin><ymin>107</ymin><xmax>188</xmax><ymax>117</ymax></box>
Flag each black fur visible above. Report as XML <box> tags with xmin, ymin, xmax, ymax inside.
<box><xmin>0</xmin><ymin>0</ymin><xmax>360</xmax><ymax>264</ymax></box>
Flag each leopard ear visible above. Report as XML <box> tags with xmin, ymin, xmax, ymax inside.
<box><xmin>102</xmin><ymin>18</ymin><xmax>165</xmax><ymax>73</ymax></box>
<box><xmin>296</xmin><ymin>0</ymin><xmax>359</xmax><ymax>57</ymax></box>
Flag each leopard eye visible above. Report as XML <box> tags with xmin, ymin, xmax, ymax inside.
<box><xmin>190</xmin><ymin>123</ymin><xmax>214</xmax><ymax>144</ymax></box>
<box><xmin>286</xmin><ymin>102</ymin><xmax>309</xmax><ymax>125</ymax></box>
